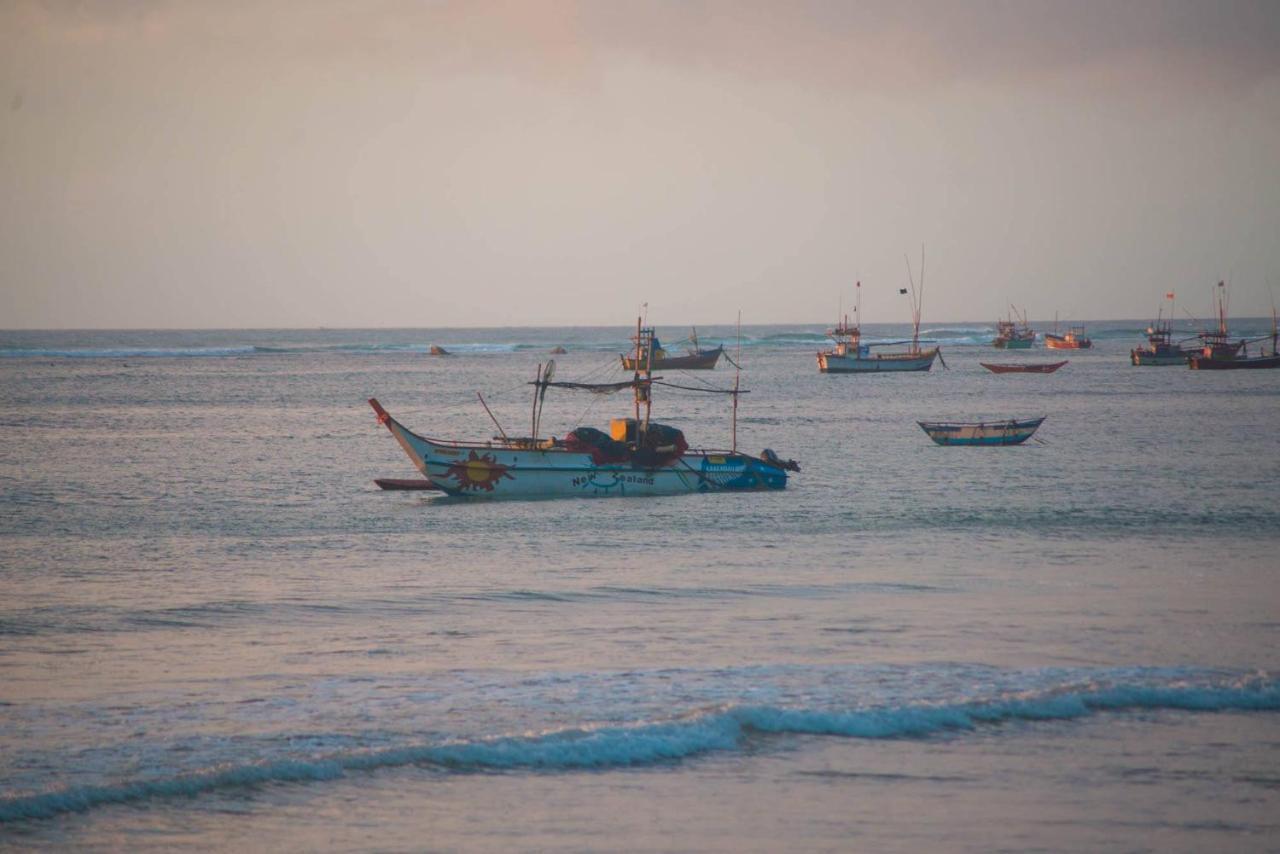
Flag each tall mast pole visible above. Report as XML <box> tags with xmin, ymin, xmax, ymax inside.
<box><xmin>530</xmin><ymin>362</ymin><xmax>542</xmax><ymax>440</ymax></box>
<box><xmin>732</xmin><ymin>310</ymin><xmax>741</xmax><ymax>453</ymax></box>
<box><xmin>633</xmin><ymin>316</ymin><xmax>641</xmax><ymax>441</ymax></box>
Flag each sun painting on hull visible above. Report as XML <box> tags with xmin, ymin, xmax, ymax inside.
<box><xmin>444</xmin><ymin>450</ymin><xmax>514</xmax><ymax>492</ymax></box>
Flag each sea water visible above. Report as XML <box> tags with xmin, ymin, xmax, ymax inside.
<box><xmin>1</xmin><ymin>322</ymin><xmax>1278</xmax><ymax>851</ymax></box>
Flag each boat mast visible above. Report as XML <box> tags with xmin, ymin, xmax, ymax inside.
<box><xmin>632</xmin><ymin>316</ymin><xmax>642</xmax><ymax>440</ymax></box>
<box><xmin>732</xmin><ymin>311</ymin><xmax>741</xmax><ymax>453</ymax></box>
<box><xmin>631</xmin><ymin>315</ymin><xmax>654</xmax><ymax>443</ymax></box>
<box><xmin>530</xmin><ymin>362</ymin><xmax>542</xmax><ymax>440</ymax></box>
<box><xmin>904</xmin><ymin>246</ymin><xmax>924</xmax><ymax>354</ymax></box>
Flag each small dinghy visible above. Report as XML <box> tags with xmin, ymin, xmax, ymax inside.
<box><xmin>980</xmin><ymin>361</ymin><xmax>1067</xmax><ymax>374</ymax></box>
<box><xmin>917</xmin><ymin>416</ymin><xmax>1045</xmax><ymax>446</ymax></box>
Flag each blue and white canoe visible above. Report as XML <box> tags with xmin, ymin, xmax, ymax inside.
<box><xmin>369</xmin><ymin>399</ymin><xmax>793</xmax><ymax>499</ymax></box>
<box><xmin>917</xmin><ymin>416</ymin><xmax>1045</xmax><ymax>446</ymax></box>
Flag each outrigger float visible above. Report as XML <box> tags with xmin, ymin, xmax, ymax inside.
<box><xmin>369</xmin><ymin>320</ymin><xmax>797</xmax><ymax>499</ymax></box>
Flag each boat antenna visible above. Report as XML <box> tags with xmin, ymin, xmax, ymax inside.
<box><xmin>477</xmin><ymin>391</ymin><xmax>509</xmax><ymax>442</ymax></box>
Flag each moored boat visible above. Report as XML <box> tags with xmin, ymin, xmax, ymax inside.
<box><xmin>817</xmin><ymin>253</ymin><xmax>941</xmax><ymax>373</ymax></box>
<box><xmin>1192</xmin><ymin>281</ymin><xmax>1245</xmax><ymax>361</ymax></box>
<box><xmin>1044</xmin><ymin>322</ymin><xmax>1092</xmax><ymax>350</ymax></box>
<box><xmin>620</xmin><ymin>327</ymin><xmax>722</xmax><ymax>371</ymax></box>
<box><xmin>1188</xmin><ymin>352</ymin><xmax>1280</xmax><ymax>370</ymax></box>
<box><xmin>1131</xmin><ymin>321</ymin><xmax>1187</xmax><ymax>365</ymax></box>
<box><xmin>917</xmin><ymin>416</ymin><xmax>1046</xmax><ymax>446</ymax></box>
<box><xmin>1132</xmin><ymin>292</ymin><xmax>1190</xmax><ymax>365</ymax></box>
<box><xmin>371</xmin><ymin>322</ymin><xmax>797</xmax><ymax>499</ymax></box>
<box><xmin>1188</xmin><ymin>300</ymin><xmax>1280</xmax><ymax>370</ymax></box>
<box><xmin>980</xmin><ymin>360</ymin><xmax>1067</xmax><ymax>374</ymax></box>
<box><xmin>993</xmin><ymin>307</ymin><xmax>1035</xmax><ymax>349</ymax></box>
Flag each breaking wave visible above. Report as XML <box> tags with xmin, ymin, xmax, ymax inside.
<box><xmin>3</xmin><ymin>676</ymin><xmax>1275</xmax><ymax>823</ymax></box>
<box><xmin>0</xmin><ymin>346</ymin><xmax>259</xmax><ymax>359</ymax></box>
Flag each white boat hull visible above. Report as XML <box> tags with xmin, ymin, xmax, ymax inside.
<box><xmin>372</xmin><ymin>401</ymin><xmax>788</xmax><ymax>499</ymax></box>
<box><xmin>817</xmin><ymin>348</ymin><xmax>938</xmax><ymax>373</ymax></box>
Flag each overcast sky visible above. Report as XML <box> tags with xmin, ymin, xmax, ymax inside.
<box><xmin>2</xmin><ymin>0</ymin><xmax>1278</xmax><ymax>328</ymax></box>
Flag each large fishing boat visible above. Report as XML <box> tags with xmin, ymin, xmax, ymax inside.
<box><xmin>371</xmin><ymin>322</ymin><xmax>796</xmax><ymax>499</ymax></box>
<box><xmin>1191</xmin><ymin>281</ymin><xmax>1245</xmax><ymax>362</ymax></box>
<box><xmin>1131</xmin><ymin>320</ymin><xmax>1188</xmax><ymax>365</ymax></box>
<box><xmin>1044</xmin><ymin>315</ymin><xmax>1092</xmax><ymax>350</ymax></box>
<box><xmin>1131</xmin><ymin>293</ymin><xmax>1188</xmax><ymax>365</ymax></box>
<box><xmin>620</xmin><ymin>327</ymin><xmax>723</xmax><ymax>371</ymax></box>
<box><xmin>1188</xmin><ymin>301</ymin><xmax>1280</xmax><ymax>370</ymax></box>
<box><xmin>992</xmin><ymin>307</ymin><xmax>1036</xmax><ymax>349</ymax></box>
<box><xmin>817</xmin><ymin>254</ymin><xmax>941</xmax><ymax>373</ymax></box>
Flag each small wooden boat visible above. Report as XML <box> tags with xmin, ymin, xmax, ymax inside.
<box><xmin>372</xmin><ymin>321</ymin><xmax>797</xmax><ymax>499</ymax></box>
<box><xmin>993</xmin><ymin>307</ymin><xmax>1035</xmax><ymax>349</ymax></box>
<box><xmin>374</xmin><ymin>478</ymin><xmax>440</xmax><ymax>490</ymax></box>
<box><xmin>620</xmin><ymin>327</ymin><xmax>722</xmax><ymax>371</ymax></box>
<box><xmin>429</xmin><ymin>345</ymin><xmax>451</xmax><ymax>356</ymax></box>
<box><xmin>917</xmin><ymin>416</ymin><xmax>1045</xmax><ymax>446</ymax></box>
<box><xmin>980</xmin><ymin>361</ymin><xmax>1067</xmax><ymax>374</ymax></box>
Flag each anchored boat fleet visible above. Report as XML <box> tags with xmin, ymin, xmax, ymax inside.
<box><xmin>368</xmin><ymin>279</ymin><xmax>1277</xmax><ymax>498</ymax></box>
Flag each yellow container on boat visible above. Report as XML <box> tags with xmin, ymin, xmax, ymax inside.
<box><xmin>610</xmin><ymin>418</ymin><xmax>637</xmax><ymax>442</ymax></box>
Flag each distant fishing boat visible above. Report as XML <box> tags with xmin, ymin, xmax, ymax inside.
<box><xmin>620</xmin><ymin>327</ymin><xmax>722</xmax><ymax>371</ymax></box>
<box><xmin>980</xmin><ymin>360</ymin><xmax>1067</xmax><ymax>374</ymax></box>
<box><xmin>371</xmin><ymin>320</ymin><xmax>796</xmax><ymax>499</ymax></box>
<box><xmin>917</xmin><ymin>416</ymin><xmax>1046</xmax><ymax>446</ymax></box>
<box><xmin>1132</xmin><ymin>293</ymin><xmax>1189</xmax><ymax>365</ymax></box>
<box><xmin>817</xmin><ymin>251</ymin><xmax>941</xmax><ymax>373</ymax></box>
<box><xmin>993</xmin><ymin>306</ymin><xmax>1036</xmax><ymax>349</ymax></box>
<box><xmin>1188</xmin><ymin>299</ymin><xmax>1280</xmax><ymax>370</ymax></box>
<box><xmin>1192</xmin><ymin>281</ymin><xmax>1245</xmax><ymax>362</ymax></box>
<box><xmin>1044</xmin><ymin>315</ymin><xmax>1092</xmax><ymax>350</ymax></box>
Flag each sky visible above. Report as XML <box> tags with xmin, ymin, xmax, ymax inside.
<box><xmin>2</xmin><ymin>0</ymin><xmax>1278</xmax><ymax>329</ymax></box>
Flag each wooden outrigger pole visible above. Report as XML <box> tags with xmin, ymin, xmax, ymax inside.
<box><xmin>476</xmin><ymin>391</ymin><xmax>509</xmax><ymax>442</ymax></box>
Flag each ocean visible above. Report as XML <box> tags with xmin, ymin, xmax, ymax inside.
<box><xmin>2</xmin><ymin>321</ymin><xmax>1278</xmax><ymax>851</ymax></box>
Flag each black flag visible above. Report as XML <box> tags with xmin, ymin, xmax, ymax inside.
<box><xmin>899</xmin><ymin>288</ymin><xmax>908</xmax><ymax>295</ymax></box>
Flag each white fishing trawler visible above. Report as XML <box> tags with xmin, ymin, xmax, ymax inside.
<box><xmin>369</xmin><ymin>320</ymin><xmax>797</xmax><ymax>499</ymax></box>
<box><xmin>817</xmin><ymin>252</ymin><xmax>941</xmax><ymax>373</ymax></box>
